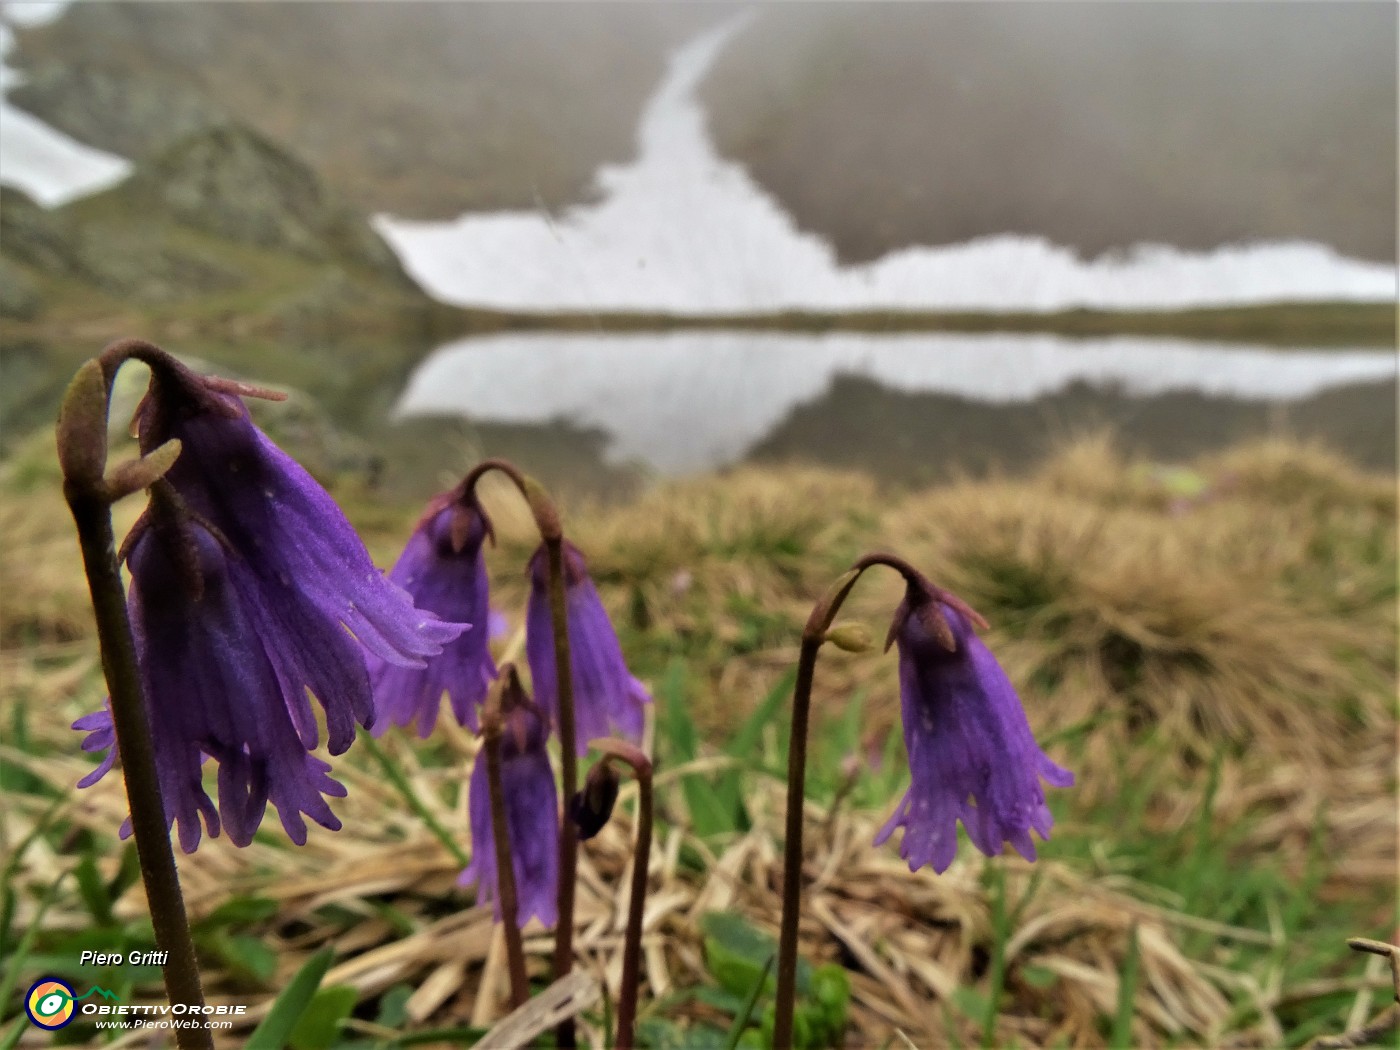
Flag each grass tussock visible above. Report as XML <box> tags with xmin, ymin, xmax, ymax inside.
<box><xmin>1</xmin><ymin>431</ymin><xmax>1394</xmax><ymax>1048</ymax></box>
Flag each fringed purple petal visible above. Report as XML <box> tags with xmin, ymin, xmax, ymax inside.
<box><xmin>460</xmin><ymin>707</ymin><xmax>559</xmax><ymax>928</ymax></box>
<box><xmin>73</xmin><ymin>707</ymin><xmax>117</xmax><ymax>788</ymax></box>
<box><xmin>76</xmin><ymin>523</ymin><xmax>357</xmax><ymax>852</ymax></box>
<box><xmin>370</xmin><ymin>503</ymin><xmax>494</xmax><ymax>735</ymax></box>
<box><xmin>525</xmin><ymin>543</ymin><xmax>651</xmax><ymax>756</ymax></box>
<box><xmin>878</xmin><ymin>592</ymin><xmax>1074</xmax><ymax>874</ymax></box>
<box><xmin>157</xmin><ymin>398</ymin><xmax>467</xmax><ymax>672</ymax></box>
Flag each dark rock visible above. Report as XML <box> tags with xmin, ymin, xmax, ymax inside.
<box><xmin>8</xmin><ymin>62</ymin><xmax>227</xmax><ymax>160</ymax></box>
<box><xmin>0</xmin><ymin>187</ymin><xmax>80</xmax><ymax>275</ymax></box>
<box><xmin>0</xmin><ymin>259</ymin><xmax>42</xmax><ymax>319</ymax></box>
<box><xmin>117</xmin><ymin>124</ymin><xmax>414</xmax><ymax>284</ymax></box>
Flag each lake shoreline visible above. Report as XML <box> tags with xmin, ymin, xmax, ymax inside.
<box><xmin>4</xmin><ymin>299</ymin><xmax>1395</xmax><ymax>349</ymax></box>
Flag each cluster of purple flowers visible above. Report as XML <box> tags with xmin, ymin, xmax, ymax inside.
<box><xmin>74</xmin><ymin>351</ymin><xmax>1071</xmax><ymax>920</ymax></box>
<box><xmin>369</xmin><ymin>482</ymin><xmax>652</xmax><ymax>916</ymax></box>
<box><xmin>74</xmin><ymin>361</ymin><xmax>652</xmax><ymax>924</ymax></box>
<box><xmin>73</xmin><ymin>360</ymin><xmax>465</xmax><ymax>850</ymax></box>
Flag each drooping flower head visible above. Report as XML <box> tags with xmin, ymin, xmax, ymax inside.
<box><xmin>874</xmin><ymin>576</ymin><xmax>1074</xmax><ymax>873</ymax></box>
<box><xmin>73</xmin><ymin>349</ymin><xmax>467</xmax><ymax>849</ymax></box>
<box><xmin>525</xmin><ymin>541</ymin><xmax>650</xmax><ymax>756</ymax></box>
<box><xmin>460</xmin><ymin>671</ymin><xmax>559</xmax><ymax>927</ymax></box>
<box><xmin>127</xmin><ymin>353</ymin><xmax>463</xmax><ymax>706</ymax></box>
<box><xmin>370</xmin><ymin>488</ymin><xmax>497</xmax><ymax>736</ymax></box>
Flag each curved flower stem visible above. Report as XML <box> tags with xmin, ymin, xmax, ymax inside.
<box><xmin>771</xmin><ymin>634</ymin><xmax>822</xmax><ymax>1050</ymax></box>
<box><xmin>544</xmin><ymin>536</ymin><xmax>580</xmax><ymax>1048</ymax></box>
<box><xmin>459</xmin><ymin>459</ymin><xmax>579</xmax><ymax>1047</ymax></box>
<box><xmin>772</xmin><ymin>551</ymin><xmax>933</xmax><ymax>1050</ymax></box>
<box><xmin>64</xmin><ymin>484</ymin><xmax>211</xmax><ymax>1050</ymax></box>
<box><xmin>586</xmin><ymin>740</ymin><xmax>654</xmax><ymax>1050</ymax></box>
<box><xmin>616</xmin><ymin>776</ymin><xmax>651</xmax><ymax>1050</ymax></box>
<box><xmin>481</xmin><ymin>697</ymin><xmax>529</xmax><ymax>1010</ymax></box>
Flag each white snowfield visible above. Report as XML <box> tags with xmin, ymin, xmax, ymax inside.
<box><xmin>375</xmin><ymin>16</ymin><xmax>1398</xmax><ymax>314</ymax></box>
<box><xmin>396</xmin><ymin>331</ymin><xmax>1399</xmax><ymax>474</ymax></box>
<box><xmin>0</xmin><ymin>13</ymin><xmax>132</xmax><ymax>207</ymax></box>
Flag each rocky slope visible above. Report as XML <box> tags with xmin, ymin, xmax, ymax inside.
<box><xmin>1</xmin><ymin>121</ymin><xmax>429</xmax><ymax>327</ymax></box>
<box><xmin>9</xmin><ymin>2</ymin><xmax>725</xmax><ymax>219</ymax></box>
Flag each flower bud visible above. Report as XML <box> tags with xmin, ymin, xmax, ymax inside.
<box><xmin>104</xmin><ymin>439</ymin><xmax>182</xmax><ymax>502</ymax></box>
<box><xmin>824</xmin><ymin>621</ymin><xmax>873</xmax><ymax>653</ymax></box>
<box><xmin>56</xmin><ymin>359</ymin><xmax>110</xmax><ymax>490</ymax></box>
<box><xmin>570</xmin><ymin>760</ymin><xmax>622</xmax><ymax>841</ymax></box>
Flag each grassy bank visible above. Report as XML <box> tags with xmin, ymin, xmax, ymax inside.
<box><xmin>443</xmin><ymin>301</ymin><xmax>1398</xmax><ymax>348</ymax></box>
<box><xmin>5</xmin><ymin>300</ymin><xmax>1396</xmax><ymax>351</ymax></box>
<box><xmin>1</xmin><ymin>431</ymin><xmax>1394</xmax><ymax>1047</ymax></box>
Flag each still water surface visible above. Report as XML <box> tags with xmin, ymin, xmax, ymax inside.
<box><xmin>396</xmin><ymin>331</ymin><xmax>1397</xmax><ymax>480</ymax></box>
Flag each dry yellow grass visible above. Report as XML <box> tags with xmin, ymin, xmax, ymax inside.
<box><xmin>1</xmin><ymin>429</ymin><xmax>1394</xmax><ymax>1047</ymax></box>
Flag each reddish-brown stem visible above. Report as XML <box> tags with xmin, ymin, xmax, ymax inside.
<box><xmin>775</xmin><ymin>552</ymin><xmax>967</xmax><ymax>1050</ymax></box>
<box><xmin>458</xmin><ymin>460</ymin><xmax>578</xmax><ymax>1047</ymax></box>
<box><xmin>545</xmin><ymin>536</ymin><xmax>580</xmax><ymax>1049</ymax></box>
<box><xmin>615</xmin><ymin>770</ymin><xmax>652</xmax><ymax>1050</ymax></box>
<box><xmin>481</xmin><ymin>702</ymin><xmax>529</xmax><ymax>1010</ymax></box>
<box><xmin>586</xmin><ymin>741</ymin><xmax>654</xmax><ymax>1050</ymax></box>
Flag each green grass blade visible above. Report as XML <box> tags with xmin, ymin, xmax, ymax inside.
<box><xmin>980</xmin><ymin>864</ymin><xmax>1008</xmax><ymax>1050</ymax></box>
<box><xmin>723</xmin><ymin>953</ymin><xmax>774</xmax><ymax>1050</ymax></box>
<box><xmin>0</xmin><ymin>871</ymin><xmax>66</xmax><ymax>1015</ymax></box>
<box><xmin>726</xmin><ymin>668</ymin><xmax>797</xmax><ymax>761</ymax></box>
<box><xmin>247</xmin><ymin>947</ymin><xmax>335</xmax><ymax>1050</ymax></box>
<box><xmin>1111</xmin><ymin>924</ymin><xmax>1141</xmax><ymax>1048</ymax></box>
<box><xmin>357</xmin><ymin>729</ymin><xmax>469</xmax><ymax>868</ymax></box>
<box><xmin>0</xmin><ymin>1015</ymin><xmax>26</xmax><ymax>1050</ymax></box>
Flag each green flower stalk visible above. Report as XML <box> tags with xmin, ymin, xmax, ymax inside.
<box><xmin>57</xmin><ymin>353</ymin><xmax>209</xmax><ymax>1050</ymax></box>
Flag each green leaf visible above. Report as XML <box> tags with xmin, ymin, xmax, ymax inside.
<box><xmin>0</xmin><ymin>872</ymin><xmax>66</xmax><ymax>1015</ymax></box>
<box><xmin>1110</xmin><ymin>924</ymin><xmax>1141</xmax><ymax>1049</ymax></box>
<box><xmin>723</xmin><ymin>954</ymin><xmax>774</xmax><ymax>1050</ymax></box>
<box><xmin>207</xmin><ymin>932</ymin><xmax>278</xmax><ymax>983</ymax></box>
<box><xmin>660</xmin><ymin>662</ymin><xmax>745</xmax><ymax>837</ymax></box>
<box><xmin>374</xmin><ymin>983</ymin><xmax>413</xmax><ymax>1028</ymax></box>
<box><xmin>0</xmin><ymin>1015</ymin><xmax>26</xmax><ymax>1050</ymax></box>
<box><xmin>701</xmin><ymin>913</ymin><xmax>814</xmax><ymax>1002</ymax></box>
<box><xmin>658</xmin><ymin>659</ymin><xmax>697</xmax><ymax>762</ymax></box>
<box><xmin>247</xmin><ymin>948</ymin><xmax>334</xmax><ymax>1049</ymax></box>
<box><xmin>289</xmin><ymin>985</ymin><xmax>358</xmax><ymax>1050</ymax></box>
<box><xmin>951</xmin><ymin>986</ymin><xmax>989</xmax><ymax>1022</ymax></box>
<box><xmin>725</xmin><ymin>668</ymin><xmax>796</xmax><ymax>762</ymax></box>
<box><xmin>197</xmin><ymin>896</ymin><xmax>280</xmax><ymax>930</ymax></box>
<box><xmin>73</xmin><ymin>854</ymin><xmax>114</xmax><ymax>927</ymax></box>
<box><xmin>808</xmin><ymin>963</ymin><xmax>850</xmax><ymax>1040</ymax></box>
<box><xmin>1019</xmin><ymin>964</ymin><xmax>1058</xmax><ymax>990</ymax></box>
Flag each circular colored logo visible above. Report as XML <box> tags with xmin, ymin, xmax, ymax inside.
<box><xmin>25</xmin><ymin>978</ymin><xmax>76</xmax><ymax>1030</ymax></box>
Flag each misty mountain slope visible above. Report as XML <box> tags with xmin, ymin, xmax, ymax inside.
<box><xmin>9</xmin><ymin>2</ymin><xmax>728</xmax><ymax>219</ymax></box>
<box><xmin>0</xmin><ymin>122</ymin><xmax>431</xmax><ymax>328</ymax></box>
<box><xmin>698</xmin><ymin>3</ymin><xmax>1398</xmax><ymax>264</ymax></box>
<box><xmin>8</xmin><ymin>2</ymin><xmax>1395</xmax><ymax>275</ymax></box>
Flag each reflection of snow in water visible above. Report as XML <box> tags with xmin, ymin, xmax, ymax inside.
<box><xmin>0</xmin><ymin>3</ymin><xmax>131</xmax><ymax>206</ymax></box>
<box><xmin>376</xmin><ymin>16</ymin><xmax>1397</xmax><ymax>313</ymax></box>
<box><xmin>396</xmin><ymin>331</ymin><xmax>1398</xmax><ymax>473</ymax></box>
